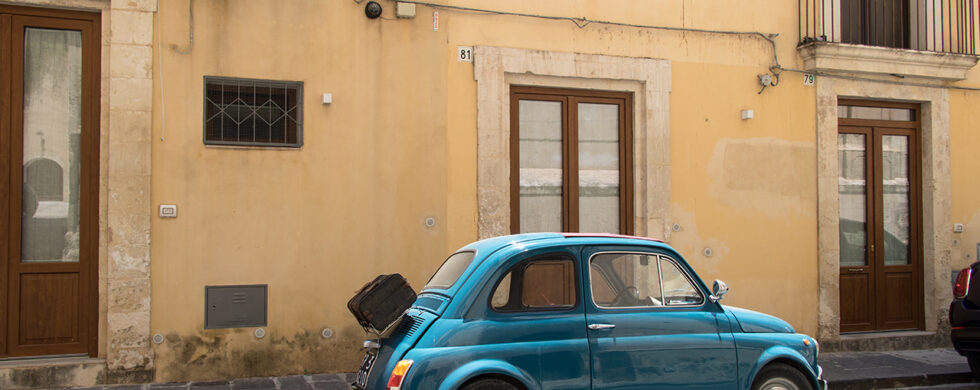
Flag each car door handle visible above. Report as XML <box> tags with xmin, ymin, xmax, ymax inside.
<box><xmin>588</xmin><ymin>323</ymin><xmax>616</xmax><ymax>330</ymax></box>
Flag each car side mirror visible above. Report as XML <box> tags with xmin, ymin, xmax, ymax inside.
<box><xmin>709</xmin><ymin>280</ymin><xmax>729</xmax><ymax>303</ymax></box>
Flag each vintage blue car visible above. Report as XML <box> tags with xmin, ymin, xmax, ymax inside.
<box><xmin>354</xmin><ymin>233</ymin><xmax>825</xmax><ymax>390</ymax></box>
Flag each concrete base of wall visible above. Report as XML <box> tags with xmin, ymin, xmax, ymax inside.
<box><xmin>0</xmin><ymin>356</ymin><xmax>106</xmax><ymax>389</ymax></box>
<box><xmin>821</xmin><ymin>330</ymin><xmax>951</xmax><ymax>352</ymax></box>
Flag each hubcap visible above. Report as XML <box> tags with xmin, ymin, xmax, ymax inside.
<box><xmin>759</xmin><ymin>377</ymin><xmax>800</xmax><ymax>390</ymax></box>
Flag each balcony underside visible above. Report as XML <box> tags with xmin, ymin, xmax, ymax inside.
<box><xmin>798</xmin><ymin>41</ymin><xmax>979</xmax><ymax>81</ymax></box>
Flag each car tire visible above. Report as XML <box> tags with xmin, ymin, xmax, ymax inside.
<box><xmin>969</xmin><ymin>354</ymin><xmax>980</xmax><ymax>377</ymax></box>
<box><xmin>752</xmin><ymin>363</ymin><xmax>813</xmax><ymax>390</ymax></box>
<box><xmin>462</xmin><ymin>378</ymin><xmax>519</xmax><ymax>390</ymax></box>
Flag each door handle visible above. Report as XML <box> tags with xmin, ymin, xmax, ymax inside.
<box><xmin>588</xmin><ymin>323</ymin><xmax>616</xmax><ymax>330</ymax></box>
<box><xmin>848</xmin><ymin>268</ymin><xmax>865</xmax><ymax>273</ymax></box>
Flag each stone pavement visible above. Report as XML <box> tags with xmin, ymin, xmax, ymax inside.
<box><xmin>822</xmin><ymin>348</ymin><xmax>975</xmax><ymax>389</ymax></box>
<box><xmin>61</xmin><ymin>347</ymin><xmax>975</xmax><ymax>390</ymax></box>
<box><xmin>66</xmin><ymin>373</ymin><xmax>353</xmax><ymax>390</ymax></box>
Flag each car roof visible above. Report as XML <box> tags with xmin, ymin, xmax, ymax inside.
<box><xmin>423</xmin><ymin>233</ymin><xmax>674</xmax><ymax>298</ymax></box>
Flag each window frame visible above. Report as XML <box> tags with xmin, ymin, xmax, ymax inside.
<box><xmin>509</xmin><ymin>86</ymin><xmax>633</xmax><ymax>234</ymax></box>
<box><xmin>488</xmin><ymin>253</ymin><xmax>580</xmax><ymax>313</ymax></box>
<box><xmin>202</xmin><ymin>76</ymin><xmax>304</xmax><ymax>148</ymax></box>
<box><xmin>587</xmin><ymin>251</ymin><xmax>705</xmax><ymax>310</ymax></box>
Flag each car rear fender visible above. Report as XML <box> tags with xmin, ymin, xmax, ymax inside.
<box><xmin>746</xmin><ymin>346</ymin><xmax>820</xmax><ymax>390</ymax></box>
<box><xmin>437</xmin><ymin>359</ymin><xmax>539</xmax><ymax>390</ymax></box>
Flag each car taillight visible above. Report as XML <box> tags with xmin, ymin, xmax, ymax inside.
<box><xmin>386</xmin><ymin>360</ymin><xmax>413</xmax><ymax>390</ymax></box>
<box><xmin>954</xmin><ymin>267</ymin><xmax>972</xmax><ymax>299</ymax></box>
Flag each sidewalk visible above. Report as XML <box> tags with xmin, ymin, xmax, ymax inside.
<box><xmin>64</xmin><ymin>348</ymin><xmax>973</xmax><ymax>390</ymax></box>
<box><xmin>823</xmin><ymin>348</ymin><xmax>974</xmax><ymax>389</ymax></box>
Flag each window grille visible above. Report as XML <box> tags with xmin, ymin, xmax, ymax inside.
<box><xmin>204</xmin><ymin>76</ymin><xmax>303</xmax><ymax>147</ymax></box>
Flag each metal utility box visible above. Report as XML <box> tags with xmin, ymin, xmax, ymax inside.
<box><xmin>205</xmin><ymin>285</ymin><xmax>267</xmax><ymax>329</ymax></box>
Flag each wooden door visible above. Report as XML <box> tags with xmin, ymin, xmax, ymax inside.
<box><xmin>0</xmin><ymin>5</ymin><xmax>100</xmax><ymax>357</ymax></box>
<box><xmin>838</xmin><ymin>101</ymin><xmax>922</xmax><ymax>332</ymax></box>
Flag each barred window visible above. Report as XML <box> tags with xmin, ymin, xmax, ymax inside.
<box><xmin>204</xmin><ymin>77</ymin><xmax>303</xmax><ymax>147</ymax></box>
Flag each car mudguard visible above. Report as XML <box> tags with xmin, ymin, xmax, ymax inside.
<box><xmin>436</xmin><ymin>359</ymin><xmax>539</xmax><ymax>390</ymax></box>
<box><xmin>746</xmin><ymin>345</ymin><xmax>821</xmax><ymax>389</ymax></box>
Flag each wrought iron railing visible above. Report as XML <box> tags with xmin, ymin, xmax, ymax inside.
<box><xmin>800</xmin><ymin>0</ymin><xmax>979</xmax><ymax>55</ymax></box>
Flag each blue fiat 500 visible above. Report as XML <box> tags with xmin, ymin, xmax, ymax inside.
<box><xmin>354</xmin><ymin>233</ymin><xmax>825</xmax><ymax>390</ymax></box>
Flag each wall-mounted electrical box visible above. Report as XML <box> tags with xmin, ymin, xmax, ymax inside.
<box><xmin>205</xmin><ymin>285</ymin><xmax>268</xmax><ymax>329</ymax></box>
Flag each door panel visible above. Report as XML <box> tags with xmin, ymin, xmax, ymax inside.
<box><xmin>1</xmin><ymin>6</ymin><xmax>99</xmax><ymax>358</ymax></box>
<box><xmin>838</xmin><ymin>129</ymin><xmax>875</xmax><ymax>331</ymax></box>
<box><xmin>19</xmin><ymin>273</ymin><xmax>78</xmax><ymax>345</ymax></box>
<box><xmin>840</xmin><ymin>273</ymin><xmax>872</xmax><ymax>328</ymax></box>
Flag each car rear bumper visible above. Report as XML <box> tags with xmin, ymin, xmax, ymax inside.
<box><xmin>951</xmin><ymin>326</ymin><xmax>980</xmax><ymax>355</ymax></box>
<box><xmin>816</xmin><ymin>365</ymin><xmax>827</xmax><ymax>390</ymax></box>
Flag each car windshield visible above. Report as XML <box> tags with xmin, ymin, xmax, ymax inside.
<box><xmin>425</xmin><ymin>251</ymin><xmax>476</xmax><ymax>290</ymax></box>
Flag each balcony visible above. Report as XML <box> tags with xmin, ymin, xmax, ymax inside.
<box><xmin>798</xmin><ymin>0</ymin><xmax>979</xmax><ymax>80</ymax></box>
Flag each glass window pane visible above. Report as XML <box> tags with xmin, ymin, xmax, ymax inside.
<box><xmin>882</xmin><ymin>135</ymin><xmax>911</xmax><ymax>266</ymax></box>
<box><xmin>578</xmin><ymin>103</ymin><xmax>620</xmax><ymax>234</ymax></box>
<box><xmin>519</xmin><ymin>100</ymin><xmax>563</xmax><ymax>233</ymax></box>
<box><xmin>838</xmin><ymin>133</ymin><xmax>868</xmax><ymax>267</ymax></box>
<box><xmin>838</xmin><ymin>105</ymin><xmax>914</xmax><ymax>121</ymax></box>
<box><xmin>21</xmin><ymin>28</ymin><xmax>82</xmax><ymax>263</ymax></box>
<box><xmin>590</xmin><ymin>253</ymin><xmax>662</xmax><ymax>308</ymax></box>
<box><xmin>490</xmin><ymin>271</ymin><xmax>512</xmax><ymax>309</ymax></box>
<box><xmin>659</xmin><ymin>258</ymin><xmax>703</xmax><ymax>306</ymax></box>
<box><xmin>425</xmin><ymin>251</ymin><xmax>476</xmax><ymax>289</ymax></box>
<box><xmin>521</xmin><ymin>260</ymin><xmax>575</xmax><ymax>308</ymax></box>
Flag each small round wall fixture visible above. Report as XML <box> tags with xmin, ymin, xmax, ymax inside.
<box><xmin>152</xmin><ymin>334</ymin><xmax>164</xmax><ymax>344</ymax></box>
<box><xmin>365</xmin><ymin>1</ymin><xmax>382</xmax><ymax>19</ymax></box>
<box><xmin>254</xmin><ymin>328</ymin><xmax>266</xmax><ymax>339</ymax></box>
<box><xmin>321</xmin><ymin>327</ymin><xmax>334</xmax><ymax>339</ymax></box>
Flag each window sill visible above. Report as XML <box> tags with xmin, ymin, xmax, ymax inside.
<box><xmin>797</xmin><ymin>42</ymin><xmax>979</xmax><ymax>81</ymax></box>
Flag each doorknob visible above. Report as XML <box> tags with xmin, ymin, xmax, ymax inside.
<box><xmin>588</xmin><ymin>323</ymin><xmax>616</xmax><ymax>330</ymax></box>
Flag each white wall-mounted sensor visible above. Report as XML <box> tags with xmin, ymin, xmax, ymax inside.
<box><xmin>159</xmin><ymin>204</ymin><xmax>177</xmax><ymax>218</ymax></box>
<box><xmin>322</xmin><ymin>93</ymin><xmax>333</xmax><ymax>104</ymax></box>
<box><xmin>741</xmin><ymin>109</ymin><xmax>754</xmax><ymax>120</ymax></box>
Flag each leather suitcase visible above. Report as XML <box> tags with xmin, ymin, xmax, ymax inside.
<box><xmin>348</xmin><ymin>273</ymin><xmax>417</xmax><ymax>333</ymax></box>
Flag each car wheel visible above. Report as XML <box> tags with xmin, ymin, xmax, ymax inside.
<box><xmin>462</xmin><ymin>378</ymin><xmax>519</xmax><ymax>390</ymax></box>
<box><xmin>752</xmin><ymin>363</ymin><xmax>813</xmax><ymax>390</ymax></box>
<box><xmin>969</xmin><ymin>354</ymin><xmax>980</xmax><ymax>377</ymax></box>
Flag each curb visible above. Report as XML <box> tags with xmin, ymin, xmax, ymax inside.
<box><xmin>829</xmin><ymin>371</ymin><xmax>976</xmax><ymax>389</ymax></box>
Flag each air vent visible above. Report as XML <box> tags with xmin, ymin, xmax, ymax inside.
<box><xmin>400</xmin><ymin>314</ymin><xmax>423</xmax><ymax>337</ymax></box>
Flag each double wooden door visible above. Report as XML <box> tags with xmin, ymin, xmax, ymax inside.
<box><xmin>838</xmin><ymin>100</ymin><xmax>923</xmax><ymax>332</ymax></box>
<box><xmin>0</xmin><ymin>5</ymin><xmax>100</xmax><ymax>357</ymax></box>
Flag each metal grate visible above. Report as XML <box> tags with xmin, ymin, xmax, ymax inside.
<box><xmin>399</xmin><ymin>314</ymin><xmax>423</xmax><ymax>337</ymax></box>
<box><xmin>800</xmin><ymin>0</ymin><xmax>979</xmax><ymax>55</ymax></box>
<box><xmin>203</xmin><ymin>76</ymin><xmax>303</xmax><ymax>147</ymax></box>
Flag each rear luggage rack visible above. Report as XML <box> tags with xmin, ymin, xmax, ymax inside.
<box><xmin>347</xmin><ymin>273</ymin><xmax>418</xmax><ymax>337</ymax></box>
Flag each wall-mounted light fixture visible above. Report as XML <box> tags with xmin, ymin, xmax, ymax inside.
<box><xmin>365</xmin><ymin>1</ymin><xmax>382</xmax><ymax>19</ymax></box>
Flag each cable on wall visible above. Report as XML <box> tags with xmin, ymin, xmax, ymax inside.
<box><xmin>172</xmin><ymin>0</ymin><xmax>193</xmax><ymax>54</ymax></box>
<box><xmin>156</xmin><ymin>0</ymin><xmax>167</xmax><ymax>142</ymax></box>
<box><xmin>387</xmin><ymin>0</ymin><xmax>783</xmax><ymax>77</ymax></box>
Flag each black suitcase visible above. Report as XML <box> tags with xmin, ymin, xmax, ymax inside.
<box><xmin>348</xmin><ymin>273</ymin><xmax>417</xmax><ymax>334</ymax></box>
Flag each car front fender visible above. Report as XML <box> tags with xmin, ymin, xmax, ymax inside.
<box><xmin>436</xmin><ymin>359</ymin><xmax>540</xmax><ymax>390</ymax></box>
<box><xmin>747</xmin><ymin>345</ymin><xmax>821</xmax><ymax>389</ymax></box>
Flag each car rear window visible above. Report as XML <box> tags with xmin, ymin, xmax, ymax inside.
<box><xmin>425</xmin><ymin>251</ymin><xmax>476</xmax><ymax>289</ymax></box>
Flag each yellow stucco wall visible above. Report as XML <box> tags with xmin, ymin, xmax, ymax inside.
<box><xmin>951</xmin><ymin>89</ymin><xmax>980</xmax><ymax>272</ymax></box>
<box><xmin>146</xmin><ymin>0</ymin><xmax>972</xmax><ymax>382</ymax></box>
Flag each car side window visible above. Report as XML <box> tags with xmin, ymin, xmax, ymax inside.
<box><xmin>659</xmin><ymin>258</ymin><xmax>704</xmax><ymax>306</ymax></box>
<box><xmin>590</xmin><ymin>252</ymin><xmax>702</xmax><ymax>308</ymax></box>
<box><xmin>491</xmin><ymin>257</ymin><xmax>576</xmax><ymax>311</ymax></box>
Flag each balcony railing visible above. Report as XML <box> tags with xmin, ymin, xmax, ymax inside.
<box><xmin>800</xmin><ymin>0</ymin><xmax>979</xmax><ymax>55</ymax></box>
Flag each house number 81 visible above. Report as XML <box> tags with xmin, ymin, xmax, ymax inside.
<box><xmin>458</xmin><ymin>46</ymin><xmax>473</xmax><ymax>62</ymax></box>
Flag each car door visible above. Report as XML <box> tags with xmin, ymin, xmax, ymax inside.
<box><xmin>583</xmin><ymin>247</ymin><xmax>738</xmax><ymax>390</ymax></box>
